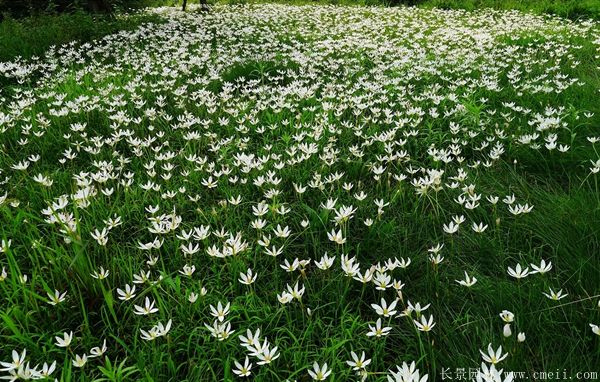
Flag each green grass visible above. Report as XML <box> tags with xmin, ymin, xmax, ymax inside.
<box><xmin>0</xmin><ymin>3</ymin><xmax>600</xmax><ymax>382</ymax></box>
<box><xmin>206</xmin><ymin>0</ymin><xmax>600</xmax><ymax>20</ymax></box>
<box><xmin>420</xmin><ymin>0</ymin><xmax>600</xmax><ymax>20</ymax></box>
<box><xmin>0</xmin><ymin>11</ymin><xmax>165</xmax><ymax>62</ymax></box>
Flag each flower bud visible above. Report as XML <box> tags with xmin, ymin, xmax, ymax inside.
<box><xmin>503</xmin><ymin>323</ymin><xmax>512</xmax><ymax>337</ymax></box>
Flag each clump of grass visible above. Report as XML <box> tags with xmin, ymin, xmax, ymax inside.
<box><xmin>0</xmin><ymin>11</ymin><xmax>164</xmax><ymax>62</ymax></box>
<box><xmin>0</xmin><ymin>3</ymin><xmax>599</xmax><ymax>382</ymax></box>
<box><xmin>212</xmin><ymin>0</ymin><xmax>600</xmax><ymax>20</ymax></box>
<box><xmin>414</xmin><ymin>0</ymin><xmax>600</xmax><ymax>20</ymax></box>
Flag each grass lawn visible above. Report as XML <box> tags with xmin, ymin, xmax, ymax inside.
<box><xmin>0</xmin><ymin>11</ymin><xmax>165</xmax><ymax>62</ymax></box>
<box><xmin>0</xmin><ymin>3</ymin><xmax>599</xmax><ymax>381</ymax></box>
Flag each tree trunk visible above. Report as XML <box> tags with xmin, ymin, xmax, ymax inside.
<box><xmin>87</xmin><ymin>0</ymin><xmax>112</xmax><ymax>13</ymax></box>
<box><xmin>181</xmin><ymin>0</ymin><xmax>187</xmax><ymax>11</ymax></box>
<box><xmin>200</xmin><ymin>0</ymin><xmax>209</xmax><ymax>12</ymax></box>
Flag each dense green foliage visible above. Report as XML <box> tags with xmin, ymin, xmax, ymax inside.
<box><xmin>207</xmin><ymin>0</ymin><xmax>600</xmax><ymax>20</ymax></box>
<box><xmin>0</xmin><ymin>0</ymin><xmax>157</xmax><ymax>18</ymax></box>
<box><xmin>419</xmin><ymin>0</ymin><xmax>600</xmax><ymax>20</ymax></box>
<box><xmin>0</xmin><ymin>12</ymin><xmax>164</xmax><ymax>61</ymax></box>
<box><xmin>0</xmin><ymin>4</ymin><xmax>599</xmax><ymax>381</ymax></box>
<box><xmin>3</xmin><ymin>0</ymin><xmax>600</xmax><ymax>20</ymax></box>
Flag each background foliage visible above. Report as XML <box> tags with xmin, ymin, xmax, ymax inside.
<box><xmin>2</xmin><ymin>0</ymin><xmax>600</xmax><ymax>19</ymax></box>
<box><xmin>0</xmin><ymin>1</ymin><xmax>599</xmax><ymax>381</ymax></box>
<box><xmin>0</xmin><ymin>0</ymin><xmax>156</xmax><ymax>17</ymax></box>
<box><xmin>0</xmin><ymin>11</ymin><xmax>164</xmax><ymax>61</ymax></box>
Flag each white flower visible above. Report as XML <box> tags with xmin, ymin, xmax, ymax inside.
<box><xmin>91</xmin><ymin>267</ymin><xmax>109</xmax><ymax>280</ymax></box>
<box><xmin>472</xmin><ymin>222</ymin><xmax>488</xmax><ymax>233</ymax></box>
<box><xmin>456</xmin><ymin>272</ymin><xmax>477</xmax><ymax>287</ymax></box>
<box><xmin>475</xmin><ymin>363</ymin><xmax>514</xmax><ymax>382</ymax></box>
<box><xmin>286</xmin><ymin>282</ymin><xmax>305</xmax><ymax>300</ymax></box>
<box><xmin>40</xmin><ymin>361</ymin><xmax>57</xmax><ymax>378</ymax></box>
<box><xmin>346</xmin><ymin>351</ymin><xmax>371</xmax><ymax>370</ymax></box>
<box><xmin>507</xmin><ymin>264</ymin><xmax>529</xmax><ymax>279</ymax></box>
<box><xmin>55</xmin><ymin>331</ymin><xmax>73</xmax><ymax>348</ymax></box>
<box><xmin>308</xmin><ymin>362</ymin><xmax>331</xmax><ymax>381</ymax></box>
<box><xmin>239</xmin><ymin>328</ymin><xmax>261</xmax><ymax>350</ymax></box>
<box><xmin>499</xmin><ymin>310</ymin><xmax>514</xmax><ymax>323</ymax></box>
<box><xmin>443</xmin><ymin>221</ymin><xmax>459</xmax><ymax>234</ymax></box>
<box><xmin>116</xmin><ymin>284</ymin><xmax>136</xmax><ymax>301</ymax></box>
<box><xmin>46</xmin><ymin>289</ymin><xmax>67</xmax><ymax>305</ymax></box>
<box><xmin>89</xmin><ymin>339</ymin><xmax>107</xmax><ymax>358</ymax></box>
<box><xmin>371</xmin><ymin>298</ymin><xmax>398</xmax><ymax>317</ymax></box>
<box><xmin>255</xmin><ymin>344</ymin><xmax>280</xmax><ymax>365</ymax></box>
<box><xmin>480</xmin><ymin>344</ymin><xmax>508</xmax><ymax>365</ymax></box>
<box><xmin>542</xmin><ymin>288</ymin><xmax>568</xmax><ymax>301</ymax></box>
<box><xmin>277</xmin><ymin>292</ymin><xmax>293</xmax><ymax>304</ymax></box>
<box><xmin>0</xmin><ymin>349</ymin><xmax>27</xmax><ymax>372</ymax></box>
<box><xmin>414</xmin><ymin>315</ymin><xmax>436</xmax><ymax>332</ymax></box>
<box><xmin>238</xmin><ymin>268</ymin><xmax>257</xmax><ymax>285</ymax></box>
<box><xmin>530</xmin><ymin>259</ymin><xmax>552</xmax><ymax>274</ymax></box>
<box><xmin>204</xmin><ymin>320</ymin><xmax>234</xmax><ymax>341</ymax></box>
<box><xmin>209</xmin><ymin>301</ymin><xmax>231</xmax><ymax>322</ymax></box>
<box><xmin>140</xmin><ymin>319</ymin><xmax>172</xmax><ymax>341</ymax></box>
<box><xmin>367</xmin><ymin>318</ymin><xmax>392</xmax><ymax>338</ymax></box>
<box><xmin>327</xmin><ymin>228</ymin><xmax>346</xmax><ymax>245</ymax></box>
<box><xmin>387</xmin><ymin>361</ymin><xmax>428</xmax><ymax>382</ymax></box>
<box><xmin>315</xmin><ymin>253</ymin><xmax>335</xmax><ymax>270</ymax></box>
<box><xmin>134</xmin><ymin>297</ymin><xmax>159</xmax><ymax>315</ymax></box>
<box><xmin>72</xmin><ymin>354</ymin><xmax>87</xmax><ymax>368</ymax></box>
<box><xmin>179</xmin><ymin>264</ymin><xmax>196</xmax><ymax>276</ymax></box>
<box><xmin>233</xmin><ymin>356</ymin><xmax>252</xmax><ymax>377</ymax></box>
<box><xmin>188</xmin><ymin>292</ymin><xmax>199</xmax><ymax>303</ymax></box>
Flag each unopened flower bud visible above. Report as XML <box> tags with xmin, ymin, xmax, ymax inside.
<box><xmin>503</xmin><ymin>323</ymin><xmax>512</xmax><ymax>337</ymax></box>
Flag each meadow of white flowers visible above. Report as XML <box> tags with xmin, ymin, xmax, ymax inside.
<box><xmin>0</xmin><ymin>4</ymin><xmax>599</xmax><ymax>381</ymax></box>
